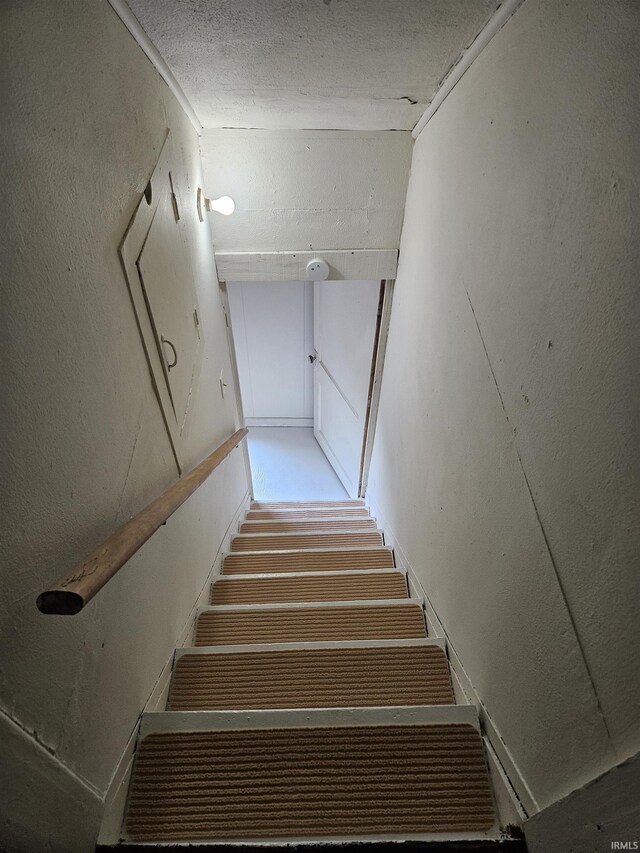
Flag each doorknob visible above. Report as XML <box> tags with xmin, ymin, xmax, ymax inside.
<box><xmin>308</xmin><ymin>354</ymin><xmax>317</xmax><ymax>363</ymax></box>
<box><xmin>161</xmin><ymin>336</ymin><xmax>178</xmax><ymax>371</ymax></box>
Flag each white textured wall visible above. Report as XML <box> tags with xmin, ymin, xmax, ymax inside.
<box><xmin>0</xmin><ymin>2</ymin><xmax>250</xmax><ymax>850</ymax></box>
<box><xmin>126</xmin><ymin>0</ymin><xmax>499</xmax><ymax>130</ymax></box>
<box><xmin>201</xmin><ymin>129</ymin><xmax>412</xmax><ymax>253</ymax></box>
<box><xmin>367</xmin><ymin>0</ymin><xmax>639</xmax><ymax>817</ymax></box>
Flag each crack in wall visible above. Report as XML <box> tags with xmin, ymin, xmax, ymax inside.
<box><xmin>463</xmin><ymin>284</ymin><xmax>615</xmax><ymax>751</ymax></box>
<box><xmin>0</xmin><ymin>703</ymin><xmax>104</xmax><ymax>801</ymax></box>
<box><xmin>115</xmin><ymin>415</ymin><xmax>144</xmax><ymax>525</ymax></box>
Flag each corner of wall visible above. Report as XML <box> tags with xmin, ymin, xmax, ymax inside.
<box><xmin>0</xmin><ymin>709</ymin><xmax>103</xmax><ymax>853</ymax></box>
<box><xmin>365</xmin><ymin>493</ymin><xmax>536</xmax><ymax>825</ymax></box>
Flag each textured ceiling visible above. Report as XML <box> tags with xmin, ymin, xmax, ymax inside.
<box><xmin>126</xmin><ymin>0</ymin><xmax>500</xmax><ymax>130</ymax></box>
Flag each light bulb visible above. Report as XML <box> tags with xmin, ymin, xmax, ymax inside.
<box><xmin>208</xmin><ymin>195</ymin><xmax>235</xmax><ymax>216</ymax></box>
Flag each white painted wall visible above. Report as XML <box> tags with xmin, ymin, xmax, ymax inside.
<box><xmin>227</xmin><ymin>281</ymin><xmax>314</xmax><ymax>424</ymax></box>
<box><xmin>201</xmin><ymin>129</ymin><xmax>412</xmax><ymax>253</ymax></box>
<box><xmin>367</xmin><ymin>0</ymin><xmax>639</xmax><ymax>821</ymax></box>
<box><xmin>0</xmin><ymin>2</ymin><xmax>250</xmax><ymax>850</ymax></box>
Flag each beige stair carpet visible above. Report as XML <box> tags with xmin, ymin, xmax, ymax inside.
<box><xmin>239</xmin><ymin>518</ymin><xmax>377</xmax><ymax>533</ymax></box>
<box><xmin>251</xmin><ymin>500</ymin><xmax>365</xmax><ymax>509</ymax></box>
<box><xmin>195</xmin><ymin>603</ymin><xmax>427</xmax><ymax>645</ymax></box>
<box><xmin>246</xmin><ymin>507</ymin><xmax>370</xmax><ymax>519</ymax></box>
<box><xmin>125</xmin><ymin>724</ymin><xmax>495</xmax><ymax>841</ymax></box>
<box><xmin>210</xmin><ymin>571</ymin><xmax>408</xmax><ymax>605</ymax></box>
<box><xmin>222</xmin><ymin>547</ymin><xmax>394</xmax><ymax>574</ymax></box>
<box><xmin>168</xmin><ymin>645</ymin><xmax>454</xmax><ymax>711</ymax></box>
<box><xmin>230</xmin><ymin>531</ymin><xmax>383</xmax><ymax>551</ymax></box>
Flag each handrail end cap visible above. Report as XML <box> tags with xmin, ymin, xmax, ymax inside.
<box><xmin>37</xmin><ymin>590</ymin><xmax>84</xmax><ymax>616</ymax></box>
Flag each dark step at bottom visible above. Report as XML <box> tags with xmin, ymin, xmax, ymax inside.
<box><xmin>99</xmin><ymin>836</ymin><xmax>527</xmax><ymax>852</ymax></box>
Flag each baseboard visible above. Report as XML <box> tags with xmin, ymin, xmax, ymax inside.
<box><xmin>368</xmin><ymin>497</ymin><xmax>534</xmax><ymax>825</ymax></box>
<box><xmin>97</xmin><ymin>488</ymin><xmax>252</xmax><ymax>845</ymax></box>
<box><xmin>245</xmin><ymin>418</ymin><xmax>314</xmax><ymax>427</ymax></box>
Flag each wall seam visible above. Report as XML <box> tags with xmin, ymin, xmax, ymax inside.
<box><xmin>412</xmin><ymin>0</ymin><xmax>527</xmax><ymax>138</ymax></box>
<box><xmin>0</xmin><ymin>703</ymin><xmax>104</xmax><ymax>801</ymax></box>
<box><xmin>106</xmin><ymin>0</ymin><xmax>202</xmax><ymax>134</ymax></box>
<box><xmin>462</xmin><ymin>285</ymin><xmax>616</xmax><ymax>751</ymax></box>
<box><xmin>363</xmin><ymin>493</ymin><xmax>538</xmax><ymax>815</ymax></box>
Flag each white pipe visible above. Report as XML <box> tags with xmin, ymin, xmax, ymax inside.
<box><xmin>107</xmin><ymin>0</ymin><xmax>202</xmax><ymax>135</ymax></box>
<box><xmin>412</xmin><ymin>0</ymin><xmax>527</xmax><ymax>139</ymax></box>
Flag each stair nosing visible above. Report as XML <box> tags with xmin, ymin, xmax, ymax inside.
<box><xmin>250</xmin><ymin>500</ymin><xmax>366</xmax><ymax>507</ymax></box>
<box><xmin>240</xmin><ymin>516</ymin><xmax>376</xmax><ymax>525</ymax></box>
<box><xmin>215</xmin><ymin>568</ymin><xmax>406</xmax><ymax>581</ymax></box>
<box><xmin>232</xmin><ymin>531</ymin><xmax>383</xmax><ymax>539</ymax></box>
<box><xmin>223</xmin><ymin>545</ymin><xmax>393</xmax><ymax>557</ymax></box>
<box><xmin>176</xmin><ymin>638</ymin><xmax>445</xmax><ymax>658</ymax></box>
<box><xmin>139</xmin><ymin>704</ymin><xmax>481</xmax><ymax>737</ymax></box>
<box><xmin>198</xmin><ymin>597</ymin><xmax>423</xmax><ymax>612</ymax></box>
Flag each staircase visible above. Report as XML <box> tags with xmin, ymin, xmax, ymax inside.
<box><xmin>112</xmin><ymin>500</ymin><xmax>524</xmax><ymax>850</ymax></box>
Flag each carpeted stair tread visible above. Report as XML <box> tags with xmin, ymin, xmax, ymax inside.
<box><xmin>210</xmin><ymin>571</ymin><xmax>408</xmax><ymax>605</ymax></box>
<box><xmin>125</xmin><ymin>724</ymin><xmax>495</xmax><ymax>841</ymax></box>
<box><xmin>195</xmin><ymin>603</ymin><xmax>426</xmax><ymax>645</ymax></box>
<box><xmin>239</xmin><ymin>518</ymin><xmax>378</xmax><ymax>533</ymax></box>
<box><xmin>222</xmin><ymin>547</ymin><xmax>394</xmax><ymax>574</ymax></box>
<box><xmin>246</xmin><ymin>507</ymin><xmax>370</xmax><ymax>520</ymax></box>
<box><xmin>230</xmin><ymin>531</ymin><xmax>383</xmax><ymax>551</ymax></box>
<box><xmin>168</xmin><ymin>644</ymin><xmax>454</xmax><ymax>711</ymax></box>
<box><xmin>251</xmin><ymin>500</ymin><xmax>365</xmax><ymax>509</ymax></box>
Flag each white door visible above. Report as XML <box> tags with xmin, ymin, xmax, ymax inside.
<box><xmin>137</xmin><ymin>182</ymin><xmax>201</xmax><ymax>433</ymax></box>
<box><xmin>227</xmin><ymin>281</ymin><xmax>314</xmax><ymax>426</ymax></box>
<box><xmin>313</xmin><ymin>280</ymin><xmax>381</xmax><ymax>497</ymax></box>
<box><xmin>120</xmin><ymin>132</ymin><xmax>202</xmax><ymax>471</ymax></box>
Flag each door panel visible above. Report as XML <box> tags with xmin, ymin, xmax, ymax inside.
<box><xmin>314</xmin><ymin>363</ymin><xmax>362</xmax><ymax>493</ymax></box>
<box><xmin>138</xmin><ymin>183</ymin><xmax>201</xmax><ymax>433</ymax></box>
<box><xmin>119</xmin><ymin>132</ymin><xmax>202</xmax><ymax>471</ymax></box>
<box><xmin>313</xmin><ymin>280</ymin><xmax>380</xmax><ymax>497</ymax></box>
<box><xmin>227</xmin><ymin>281</ymin><xmax>313</xmax><ymax>423</ymax></box>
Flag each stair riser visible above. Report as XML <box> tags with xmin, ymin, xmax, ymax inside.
<box><xmin>211</xmin><ymin>572</ymin><xmax>408</xmax><ymax>605</ymax></box>
<box><xmin>246</xmin><ymin>508</ymin><xmax>370</xmax><ymax>520</ymax></box>
<box><xmin>251</xmin><ymin>500</ymin><xmax>365</xmax><ymax>510</ymax></box>
<box><xmin>195</xmin><ymin>603</ymin><xmax>426</xmax><ymax>645</ymax></box>
<box><xmin>239</xmin><ymin>519</ymin><xmax>377</xmax><ymax>533</ymax></box>
<box><xmin>168</xmin><ymin>645</ymin><xmax>454</xmax><ymax>711</ymax></box>
<box><xmin>230</xmin><ymin>532</ymin><xmax>383</xmax><ymax>551</ymax></box>
<box><xmin>223</xmin><ymin>547</ymin><xmax>394</xmax><ymax>574</ymax></box>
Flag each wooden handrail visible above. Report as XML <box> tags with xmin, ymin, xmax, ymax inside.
<box><xmin>37</xmin><ymin>428</ymin><xmax>248</xmax><ymax>615</ymax></box>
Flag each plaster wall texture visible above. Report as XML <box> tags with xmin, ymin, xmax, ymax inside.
<box><xmin>200</xmin><ymin>129</ymin><xmax>413</xmax><ymax>253</ymax></box>
<box><xmin>0</xmin><ymin>1</ymin><xmax>250</xmax><ymax>849</ymax></box>
<box><xmin>367</xmin><ymin>0</ymin><xmax>639</xmax><ymax>814</ymax></box>
<box><xmin>127</xmin><ymin>0</ymin><xmax>499</xmax><ymax>130</ymax></box>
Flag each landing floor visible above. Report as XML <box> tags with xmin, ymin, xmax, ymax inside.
<box><xmin>247</xmin><ymin>427</ymin><xmax>347</xmax><ymax>502</ymax></box>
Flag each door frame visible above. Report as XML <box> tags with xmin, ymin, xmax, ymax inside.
<box><xmin>218</xmin><ymin>281</ymin><xmax>254</xmax><ymax>497</ymax></box>
<box><xmin>358</xmin><ymin>279</ymin><xmax>395</xmax><ymax>497</ymax></box>
<box><xmin>218</xmin><ymin>274</ymin><xmax>395</xmax><ymax>500</ymax></box>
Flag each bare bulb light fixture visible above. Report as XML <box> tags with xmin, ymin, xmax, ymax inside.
<box><xmin>197</xmin><ymin>187</ymin><xmax>235</xmax><ymax>221</ymax></box>
<box><xmin>207</xmin><ymin>195</ymin><xmax>235</xmax><ymax>215</ymax></box>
